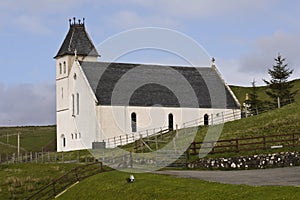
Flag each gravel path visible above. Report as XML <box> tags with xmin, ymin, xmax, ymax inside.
<box><xmin>155</xmin><ymin>167</ymin><xmax>300</xmax><ymax>186</ymax></box>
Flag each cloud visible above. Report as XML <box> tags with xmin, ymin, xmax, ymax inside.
<box><xmin>120</xmin><ymin>0</ymin><xmax>273</xmax><ymax>19</ymax></box>
<box><xmin>238</xmin><ymin>31</ymin><xmax>300</xmax><ymax>77</ymax></box>
<box><xmin>108</xmin><ymin>10</ymin><xmax>179</xmax><ymax>29</ymax></box>
<box><xmin>0</xmin><ymin>82</ymin><xmax>55</xmax><ymax>126</ymax></box>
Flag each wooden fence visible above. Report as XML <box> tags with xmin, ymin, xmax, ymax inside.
<box><xmin>188</xmin><ymin>133</ymin><xmax>300</xmax><ymax>155</ymax></box>
<box><xmin>26</xmin><ymin>162</ymin><xmax>107</xmax><ymax>200</ymax></box>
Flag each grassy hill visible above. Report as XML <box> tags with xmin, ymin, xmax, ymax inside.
<box><xmin>0</xmin><ymin>126</ymin><xmax>56</xmax><ymax>154</ymax></box>
<box><xmin>229</xmin><ymin>79</ymin><xmax>300</xmax><ymax>105</ymax></box>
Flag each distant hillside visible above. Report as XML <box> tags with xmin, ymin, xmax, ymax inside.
<box><xmin>0</xmin><ymin>126</ymin><xmax>56</xmax><ymax>154</ymax></box>
<box><xmin>230</xmin><ymin>79</ymin><xmax>300</xmax><ymax>105</ymax></box>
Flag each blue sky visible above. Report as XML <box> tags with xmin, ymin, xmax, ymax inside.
<box><xmin>0</xmin><ymin>0</ymin><xmax>300</xmax><ymax>126</ymax></box>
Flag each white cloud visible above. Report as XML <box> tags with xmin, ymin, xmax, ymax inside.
<box><xmin>121</xmin><ymin>0</ymin><xmax>273</xmax><ymax>19</ymax></box>
<box><xmin>108</xmin><ymin>10</ymin><xmax>179</xmax><ymax>29</ymax></box>
<box><xmin>0</xmin><ymin>83</ymin><xmax>55</xmax><ymax>126</ymax></box>
<box><xmin>238</xmin><ymin>31</ymin><xmax>300</xmax><ymax>78</ymax></box>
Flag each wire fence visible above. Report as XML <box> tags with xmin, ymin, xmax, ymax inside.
<box><xmin>0</xmin><ymin>151</ymin><xmax>95</xmax><ymax>165</ymax></box>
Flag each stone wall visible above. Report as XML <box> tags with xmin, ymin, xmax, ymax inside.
<box><xmin>188</xmin><ymin>151</ymin><xmax>300</xmax><ymax>170</ymax></box>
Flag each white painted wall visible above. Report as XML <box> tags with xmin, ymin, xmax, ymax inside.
<box><xmin>97</xmin><ymin>106</ymin><xmax>241</xmax><ymax>141</ymax></box>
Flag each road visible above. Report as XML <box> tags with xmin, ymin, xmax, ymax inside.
<box><xmin>155</xmin><ymin>166</ymin><xmax>300</xmax><ymax>186</ymax></box>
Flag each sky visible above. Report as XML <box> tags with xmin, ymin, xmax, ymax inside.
<box><xmin>0</xmin><ymin>0</ymin><xmax>300</xmax><ymax>126</ymax></box>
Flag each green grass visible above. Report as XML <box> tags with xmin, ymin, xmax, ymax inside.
<box><xmin>58</xmin><ymin>170</ymin><xmax>300</xmax><ymax>200</ymax></box>
<box><xmin>229</xmin><ymin>79</ymin><xmax>300</xmax><ymax>105</ymax></box>
<box><xmin>0</xmin><ymin>163</ymin><xmax>80</xmax><ymax>199</ymax></box>
<box><xmin>0</xmin><ymin>126</ymin><xmax>56</xmax><ymax>154</ymax></box>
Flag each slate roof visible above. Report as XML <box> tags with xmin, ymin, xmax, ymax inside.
<box><xmin>54</xmin><ymin>22</ymin><xmax>99</xmax><ymax>58</ymax></box>
<box><xmin>80</xmin><ymin>61</ymin><xmax>240</xmax><ymax>109</ymax></box>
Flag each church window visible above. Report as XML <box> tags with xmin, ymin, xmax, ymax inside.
<box><xmin>63</xmin><ymin>61</ymin><xmax>66</xmax><ymax>73</ymax></box>
<box><xmin>71</xmin><ymin>133</ymin><xmax>74</xmax><ymax>140</ymax></box>
<box><xmin>168</xmin><ymin>113</ymin><xmax>174</xmax><ymax>131</ymax></box>
<box><xmin>75</xmin><ymin>133</ymin><xmax>77</xmax><ymax>139</ymax></box>
<box><xmin>61</xmin><ymin>87</ymin><xmax>64</xmax><ymax>99</ymax></box>
<box><xmin>59</xmin><ymin>63</ymin><xmax>62</xmax><ymax>74</ymax></box>
<box><xmin>62</xmin><ymin>136</ymin><xmax>66</xmax><ymax>147</ymax></box>
<box><xmin>204</xmin><ymin>114</ymin><xmax>209</xmax><ymax>125</ymax></box>
<box><xmin>131</xmin><ymin>112</ymin><xmax>137</xmax><ymax>132</ymax></box>
<box><xmin>76</xmin><ymin>93</ymin><xmax>79</xmax><ymax>115</ymax></box>
<box><xmin>72</xmin><ymin>94</ymin><xmax>75</xmax><ymax>116</ymax></box>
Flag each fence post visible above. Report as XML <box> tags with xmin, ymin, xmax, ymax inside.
<box><xmin>129</xmin><ymin>151</ymin><xmax>133</xmax><ymax>168</ymax></box>
<box><xmin>292</xmin><ymin>133</ymin><xmax>295</xmax><ymax>147</ymax></box>
<box><xmin>235</xmin><ymin>138</ymin><xmax>239</xmax><ymax>152</ymax></box>
<box><xmin>52</xmin><ymin>182</ymin><xmax>56</xmax><ymax>197</ymax></box>
<box><xmin>62</xmin><ymin>151</ymin><xmax>64</xmax><ymax>163</ymax></box>
<box><xmin>263</xmin><ymin>136</ymin><xmax>266</xmax><ymax>150</ymax></box>
<box><xmin>192</xmin><ymin>141</ymin><xmax>196</xmax><ymax>155</ymax></box>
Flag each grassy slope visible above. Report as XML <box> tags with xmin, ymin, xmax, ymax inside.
<box><xmin>58</xmin><ymin>170</ymin><xmax>300</xmax><ymax>200</ymax></box>
<box><xmin>229</xmin><ymin>79</ymin><xmax>300</xmax><ymax>105</ymax></box>
<box><xmin>0</xmin><ymin>126</ymin><xmax>56</xmax><ymax>154</ymax></box>
<box><xmin>0</xmin><ymin>163</ymin><xmax>79</xmax><ymax>199</ymax></box>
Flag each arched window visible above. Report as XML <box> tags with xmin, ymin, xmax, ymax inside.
<box><xmin>71</xmin><ymin>133</ymin><xmax>74</xmax><ymax>140</ymax></box>
<box><xmin>75</xmin><ymin>133</ymin><xmax>77</xmax><ymax>139</ymax></box>
<box><xmin>61</xmin><ymin>134</ymin><xmax>66</xmax><ymax>147</ymax></box>
<box><xmin>131</xmin><ymin>112</ymin><xmax>137</xmax><ymax>132</ymax></box>
<box><xmin>59</xmin><ymin>63</ymin><xmax>62</xmax><ymax>74</ymax></box>
<box><xmin>168</xmin><ymin>113</ymin><xmax>174</xmax><ymax>131</ymax></box>
<box><xmin>63</xmin><ymin>61</ymin><xmax>66</xmax><ymax>74</ymax></box>
<box><xmin>204</xmin><ymin>114</ymin><xmax>209</xmax><ymax>125</ymax></box>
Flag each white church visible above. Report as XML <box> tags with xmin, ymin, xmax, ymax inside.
<box><xmin>55</xmin><ymin>18</ymin><xmax>241</xmax><ymax>152</ymax></box>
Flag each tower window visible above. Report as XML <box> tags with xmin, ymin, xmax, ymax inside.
<box><xmin>72</xmin><ymin>94</ymin><xmax>75</xmax><ymax>116</ymax></box>
<box><xmin>61</xmin><ymin>87</ymin><xmax>64</xmax><ymax>99</ymax></box>
<box><xmin>76</xmin><ymin>93</ymin><xmax>79</xmax><ymax>115</ymax></box>
<box><xmin>63</xmin><ymin>61</ymin><xmax>66</xmax><ymax>74</ymax></box>
<box><xmin>131</xmin><ymin>112</ymin><xmax>137</xmax><ymax>132</ymax></box>
<box><xmin>59</xmin><ymin>63</ymin><xmax>62</xmax><ymax>74</ymax></box>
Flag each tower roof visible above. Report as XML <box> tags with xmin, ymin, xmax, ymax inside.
<box><xmin>54</xmin><ymin>17</ymin><xmax>99</xmax><ymax>58</ymax></box>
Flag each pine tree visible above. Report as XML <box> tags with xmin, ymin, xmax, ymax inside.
<box><xmin>263</xmin><ymin>54</ymin><xmax>296</xmax><ymax>107</ymax></box>
<box><xmin>246</xmin><ymin>79</ymin><xmax>262</xmax><ymax>115</ymax></box>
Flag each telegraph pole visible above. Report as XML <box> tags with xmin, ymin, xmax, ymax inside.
<box><xmin>17</xmin><ymin>132</ymin><xmax>20</xmax><ymax>162</ymax></box>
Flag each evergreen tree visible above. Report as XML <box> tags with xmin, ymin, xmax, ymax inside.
<box><xmin>246</xmin><ymin>79</ymin><xmax>262</xmax><ymax>115</ymax></box>
<box><xmin>263</xmin><ymin>54</ymin><xmax>296</xmax><ymax>107</ymax></box>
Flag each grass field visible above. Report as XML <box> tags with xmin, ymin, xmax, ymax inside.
<box><xmin>0</xmin><ymin>163</ymin><xmax>80</xmax><ymax>199</ymax></box>
<box><xmin>57</xmin><ymin>170</ymin><xmax>300</xmax><ymax>200</ymax></box>
<box><xmin>0</xmin><ymin>126</ymin><xmax>56</xmax><ymax>154</ymax></box>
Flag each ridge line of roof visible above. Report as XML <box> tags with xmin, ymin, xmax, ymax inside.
<box><xmin>80</xmin><ymin>61</ymin><xmax>212</xmax><ymax>69</ymax></box>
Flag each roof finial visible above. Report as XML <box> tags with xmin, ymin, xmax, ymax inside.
<box><xmin>78</xmin><ymin>19</ymin><xmax>81</xmax><ymax>24</ymax></box>
<box><xmin>73</xmin><ymin>17</ymin><xmax>76</xmax><ymax>24</ymax></box>
<box><xmin>69</xmin><ymin>19</ymin><xmax>72</xmax><ymax>26</ymax></box>
<box><xmin>74</xmin><ymin>49</ymin><xmax>78</xmax><ymax>60</ymax></box>
<box><xmin>83</xmin><ymin>18</ymin><xmax>85</xmax><ymax>24</ymax></box>
<box><xmin>212</xmin><ymin>57</ymin><xmax>215</xmax><ymax>64</ymax></box>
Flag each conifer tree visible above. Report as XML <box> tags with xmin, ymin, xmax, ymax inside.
<box><xmin>263</xmin><ymin>54</ymin><xmax>296</xmax><ymax>106</ymax></box>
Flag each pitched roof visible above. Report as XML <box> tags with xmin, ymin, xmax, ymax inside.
<box><xmin>80</xmin><ymin>61</ymin><xmax>240</xmax><ymax>109</ymax></box>
<box><xmin>54</xmin><ymin>20</ymin><xmax>99</xmax><ymax>58</ymax></box>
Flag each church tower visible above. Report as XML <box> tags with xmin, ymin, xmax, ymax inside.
<box><xmin>54</xmin><ymin>17</ymin><xmax>99</xmax><ymax>151</ymax></box>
